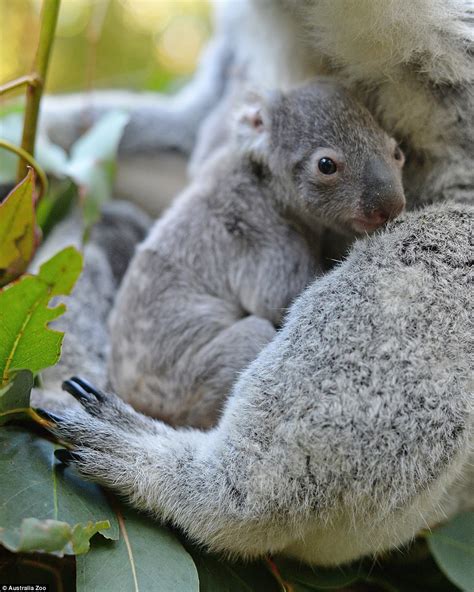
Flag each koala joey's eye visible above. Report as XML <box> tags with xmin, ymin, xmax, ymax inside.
<box><xmin>318</xmin><ymin>157</ymin><xmax>338</xmax><ymax>175</ymax></box>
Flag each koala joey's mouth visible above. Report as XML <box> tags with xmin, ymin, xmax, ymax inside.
<box><xmin>350</xmin><ymin>216</ymin><xmax>388</xmax><ymax>234</ymax></box>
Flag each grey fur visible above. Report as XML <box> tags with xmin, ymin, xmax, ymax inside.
<box><xmin>50</xmin><ymin>202</ymin><xmax>473</xmax><ymax>565</ymax></box>
<box><xmin>109</xmin><ymin>81</ymin><xmax>405</xmax><ymax>427</ymax></box>
<box><xmin>35</xmin><ymin>0</ymin><xmax>473</xmax><ymax>565</ymax></box>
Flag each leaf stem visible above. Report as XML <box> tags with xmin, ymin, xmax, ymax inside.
<box><xmin>17</xmin><ymin>0</ymin><xmax>61</xmax><ymax>182</ymax></box>
<box><xmin>265</xmin><ymin>558</ymin><xmax>293</xmax><ymax>592</ymax></box>
<box><xmin>0</xmin><ymin>74</ymin><xmax>42</xmax><ymax>96</ymax></box>
<box><xmin>0</xmin><ymin>139</ymin><xmax>48</xmax><ymax>199</ymax></box>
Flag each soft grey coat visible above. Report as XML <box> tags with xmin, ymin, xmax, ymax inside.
<box><xmin>36</xmin><ymin>0</ymin><xmax>473</xmax><ymax>566</ymax></box>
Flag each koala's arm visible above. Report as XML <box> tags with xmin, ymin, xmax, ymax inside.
<box><xmin>39</xmin><ymin>34</ymin><xmax>233</xmax><ymax>154</ymax></box>
<box><xmin>49</xmin><ymin>203</ymin><xmax>472</xmax><ymax>565</ymax></box>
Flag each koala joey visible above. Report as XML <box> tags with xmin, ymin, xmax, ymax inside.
<box><xmin>108</xmin><ymin>80</ymin><xmax>405</xmax><ymax>428</ymax></box>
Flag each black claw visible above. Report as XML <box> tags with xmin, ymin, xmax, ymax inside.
<box><xmin>62</xmin><ymin>378</ymin><xmax>95</xmax><ymax>404</ymax></box>
<box><xmin>69</xmin><ymin>376</ymin><xmax>106</xmax><ymax>401</ymax></box>
<box><xmin>55</xmin><ymin>448</ymin><xmax>82</xmax><ymax>465</ymax></box>
<box><xmin>35</xmin><ymin>408</ymin><xmax>64</xmax><ymax>424</ymax></box>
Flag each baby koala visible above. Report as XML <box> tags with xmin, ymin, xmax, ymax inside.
<box><xmin>109</xmin><ymin>80</ymin><xmax>405</xmax><ymax>428</ymax></box>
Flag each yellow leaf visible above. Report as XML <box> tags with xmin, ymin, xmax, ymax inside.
<box><xmin>0</xmin><ymin>169</ymin><xmax>38</xmax><ymax>286</ymax></box>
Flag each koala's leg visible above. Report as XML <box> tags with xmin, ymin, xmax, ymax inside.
<box><xmin>40</xmin><ymin>35</ymin><xmax>234</xmax><ymax>155</ymax></box>
<box><xmin>175</xmin><ymin>314</ymin><xmax>276</xmax><ymax>427</ymax></box>
<box><xmin>47</xmin><ymin>203</ymin><xmax>472</xmax><ymax>565</ymax></box>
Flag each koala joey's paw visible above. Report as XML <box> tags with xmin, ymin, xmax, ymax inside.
<box><xmin>35</xmin><ymin>405</ymin><xmax>128</xmax><ymax>482</ymax></box>
<box><xmin>61</xmin><ymin>376</ymin><xmax>159</xmax><ymax>434</ymax></box>
<box><xmin>34</xmin><ymin>376</ymin><xmax>163</xmax><ymax>481</ymax></box>
<box><xmin>36</xmin><ymin>397</ymin><xmax>138</xmax><ymax>483</ymax></box>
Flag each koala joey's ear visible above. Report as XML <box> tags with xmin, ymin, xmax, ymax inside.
<box><xmin>239</xmin><ymin>104</ymin><xmax>265</xmax><ymax>132</ymax></box>
<box><xmin>234</xmin><ymin>91</ymin><xmax>274</xmax><ymax>158</ymax></box>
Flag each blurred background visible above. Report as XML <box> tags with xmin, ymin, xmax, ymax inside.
<box><xmin>0</xmin><ymin>0</ymin><xmax>214</xmax><ymax>215</ymax></box>
<box><xmin>0</xmin><ymin>0</ymin><xmax>212</xmax><ymax>94</ymax></box>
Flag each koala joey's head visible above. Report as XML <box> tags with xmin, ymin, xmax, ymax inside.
<box><xmin>235</xmin><ymin>80</ymin><xmax>406</xmax><ymax>235</ymax></box>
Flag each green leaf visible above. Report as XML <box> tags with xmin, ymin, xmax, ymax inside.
<box><xmin>76</xmin><ymin>506</ymin><xmax>199</xmax><ymax>592</ymax></box>
<box><xmin>0</xmin><ymin>170</ymin><xmax>38</xmax><ymax>287</ymax></box>
<box><xmin>36</xmin><ymin>180</ymin><xmax>77</xmax><ymax>239</ymax></box>
<box><xmin>190</xmin><ymin>552</ymin><xmax>282</xmax><ymax>591</ymax></box>
<box><xmin>0</xmin><ymin>369</ymin><xmax>33</xmax><ymax>424</ymax></box>
<box><xmin>427</xmin><ymin>513</ymin><xmax>474</xmax><ymax>591</ymax></box>
<box><xmin>0</xmin><ymin>245</ymin><xmax>83</xmax><ymax>386</ymax></box>
<box><xmin>0</xmin><ymin>426</ymin><xmax>119</xmax><ymax>557</ymax></box>
<box><xmin>69</xmin><ymin>110</ymin><xmax>129</xmax><ymax>163</ymax></box>
<box><xmin>358</xmin><ymin>539</ymin><xmax>460</xmax><ymax>592</ymax></box>
<box><xmin>65</xmin><ymin>110</ymin><xmax>129</xmax><ymax>228</ymax></box>
<box><xmin>276</xmin><ymin>558</ymin><xmax>360</xmax><ymax>590</ymax></box>
<box><xmin>0</xmin><ymin>517</ymin><xmax>109</xmax><ymax>555</ymax></box>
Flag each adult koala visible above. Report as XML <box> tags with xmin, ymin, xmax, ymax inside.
<box><xmin>39</xmin><ymin>0</ymin><xmax>473</xmax><ymax>566</ymax></box>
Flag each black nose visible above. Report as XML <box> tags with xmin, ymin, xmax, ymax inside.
<box><xmin>362</xmin><ymin>158</ymin><xmax>405</xmax><ymax>223</ymax></box>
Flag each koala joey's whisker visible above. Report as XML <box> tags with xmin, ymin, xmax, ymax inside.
<box><xmin>69</xmin><ymin>376</ymin><xmax>107</xmax><ymax>402</ymax></box>
<box><xmin>327</xmin><ymin>257</ymin><xmax>345</xmax><ymax>265</ymax></box>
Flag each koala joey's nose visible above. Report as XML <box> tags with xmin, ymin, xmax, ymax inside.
<box><xmin>365</xmin><ymin>196</ymin><xmax>405</xmax><ymax>225</ymax></box>
<box><xmin>360</xmin><ymin>158</ymin><xmax>406</xmax><ymax>228</ymax></box>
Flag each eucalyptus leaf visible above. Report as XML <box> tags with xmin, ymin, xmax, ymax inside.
<box><xmin>36</xmin><ymin>180</ymin><xmax>77</xmax><ymax>239</ymax></box>
<box><xmin>69</xmin><ymin>110</ymin><xmax>129</xmax><ymax>162</ymax></box>
<box><xmin>0</xmin><ymin>246</ymin><xmax>83</xmax><ymax>386</ymax></box>
<box><xmin>0</xmin><ymin>517</ymin><xmax>109</xmax><ymax>555</ymax></box>
<box><xmin>36</xmin><ymin>135</ymin><xmax>68</xmax><ymax>178</ymax></box>
<box><xmin>276</xmin><ymin>558</ymin><xmax>360</xmax><ymax>590</ymax></box>
<box><xmin>357</xmin><ymin>539</ymin><xmax>460</xmax><ymax>592</ymax></box>
<box><xmin>0</xmin><ymin>169</ymin><xmax>37</xmax><ymax>286</ymax></box>
<box><xmin>76</xmin><ymin>506</ymin><xmax>199</xmax><ymax>592</ymax></box>
<box><xmin>65</xmin><ymin>111</ymin><xmax>129</xmax><ymax>227</ymax></box>
<box><xmin>190</xmin><ymin>551</ymin><xmax>282</xmax><ymax>591</ymax></box>
<box><xmin>0</xmin><ymin>426</ymin><xmax>118</xmax><ymax>557</ymax></box>
<box><xmin>0</xmin><ymin>369</ymin><xmax>33</xmax><ymax>424</ymax></box>
<box><xmin>427</xmin><ymin>512</ymin><xmax>474</xmax><ymax>592</ymax></box>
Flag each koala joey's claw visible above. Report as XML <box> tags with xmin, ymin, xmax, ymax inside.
<box><xmin>62</xmin><ymin>377</ymin><xmax>108</xmax><ymax>412</ymax></box>
<box><xmin>35</xmin><ymin>408</ymin><xmax>64</xmax><ymax>425</ymax></box>
<box><xmin>62</xmin><ymin>378</ymin><xmax>96</xmax><ymax>404</ymax></box>
<box><xmin>69</xmin><ymin>376</ymin><xmax>107</xmax><ymax>402</ymax></box>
